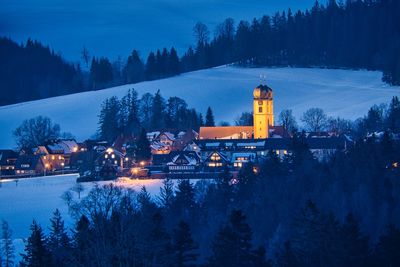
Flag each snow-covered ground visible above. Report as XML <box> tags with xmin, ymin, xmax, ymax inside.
<box><xmin>0</xmin><ymin>174</ymin><xmax>167</xmax><ymax>238</ymax></box>
<box><xmin>0</xmin><ymin>66</ymin><xmax>399</xmax><ymax>149</ymax></box>
<box><xmin>0</xmin><ymin>174</ymin><xmax>172</xmax><ymax>261</ymax></box>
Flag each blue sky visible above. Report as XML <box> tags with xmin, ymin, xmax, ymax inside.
<box><xmin>0</xmin><ymin>0</ymin><xmax>320</xmax><ymax>63</ymax></box>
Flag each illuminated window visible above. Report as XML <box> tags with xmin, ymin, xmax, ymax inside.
<box><xmin>43</xmin><ymin>156</ymin><xmax>47</xmax><ymax>160</ymax></box>
<box><xmin>276</xmin><ymin>151</ymin><xmax>280</xmax><ymax>155</ymax></box>
<box><xmin>114</xmin><ymin>160</ymin><xmax>118</xmax><ymax>165</ymax></box>
<box><xmin>111</xmin><ymin>154</ymin><xmax>115</xmax><ymax>159</ymax></box>
<box><xmin>259</xmin><ymin>107</ymin><xmax>263</xmax><ymax>113</ymax></box>
<box><xmin>51</xmin><ymin>155</ymin><xmax>55</xmax><ymax>160</ymax></box>
<box><xmin>210</xmin><ymin>153</ymin><xmax>220</xmax><ymax>161</ymax></box>
<box><xmin>258</xmin><ymin>101</ymin><xmax>263</xmax><ymax>105</ymax></box>
<box><xmin>105</xmin><ymin>154</ymin><xmax>108</xmax><ymax>159</ymax></box>
<box><xmin>58</xmin><ymin>156</ymin><xmax>62</xmax><ymax>160</ymax></box>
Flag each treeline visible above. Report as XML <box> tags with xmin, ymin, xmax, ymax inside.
<box><xmin>2</xmin><ymin>0</ymin><xmax>399</xmax><ymax>106</ymax></box>
<box><xmin>182</xmin><ymin>0</ymin><xmax>400</xmax><ymax>85</ymax></box>
<box><xmin>7</xmin><ymin>130</ymin><xmax>400</xmax><ymax>266</ymax></box>
<box><xmin>97</xmin><ymin>89</ymin><xmax>213</xmax><ymax>143</ymax></box>
<box><xmin>0</xmin><ymin>38</ymin><xmax>84</xmax><ymax>106</ymax></box>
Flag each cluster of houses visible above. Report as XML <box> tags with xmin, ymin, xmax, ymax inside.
<box><xmin>0</xmin><ymin>129</ymin><xmax>351</xmax><ymax>180</ymax></box>
<box><xmin>0</xmin><ymin>139</ymin><xmax>81</xmax><ymax>177</ymax></box>
<box><xmin>0</xmin><ymin>84</ymin><xmax>353</xmax><ymax>180</ymax></box>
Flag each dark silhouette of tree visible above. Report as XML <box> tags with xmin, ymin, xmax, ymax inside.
<box><xmin>13</xmin><ymin>116</ymin><xmax>61</xmax><ymax>149</ymax></box>
<box><xmin>48</xmin><ymin>209</ymin><xmax>72</xmax><ymax>267</ymax></box>
<box><xmin>205</xmin><ymin>107</ymin><xmax>215</xmax><ymax>127</ymax></box>
<box><xmin>21</xmin><ymin>221</ymin><xmax>52</xmax><ymax>267</ymax></box>
<box><xmin>124</xmin><ymin>50</ymin><xmax>145</xmax><ymax>83</ymax></box>
<box><xmin>135</xmin><ymin>128</ymin><xmax>151</xmax><ymax>162</ymax></box>
<box><xmin>172</xmin><ymin>221</ymin><xmax>198</xmax><ymax>267</ymax></box>
<box><xmin>1</xmin><ymin>220</ymin><xmax>15</xmax><ymax>267</ymax></box>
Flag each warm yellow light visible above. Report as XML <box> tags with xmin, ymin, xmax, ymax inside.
<box><xmin>125</xmin><ymin>157</ymin><xmax>129</xmax><ymax>161</ymax></box>
<box><xmin>106</xmin><ymin>148</ymin><xmax>114</xmax><ymax>154</ymax></box>
<box><xmin>72</xmin><ymin>146</ymin><xmax>78</xmax><ymax>152</ymax></box>
<box><xmin>140</xmin><ymin>161</ymin><xmax>145</xmax><ymax>166</ymax></box>
<box><xmin>393</xmin><ymin>162</ymin><xmax>398</xmax><ymax>168</ymax></box>
<box><xmin>61</xmin><ymin>162</ymin><xmax>65</xmax><ymax>166</ymax></box>
<box><xmin>45</xmin><ymin>163</ymin><xmax>50</xmax><ymax>168</ymax></box>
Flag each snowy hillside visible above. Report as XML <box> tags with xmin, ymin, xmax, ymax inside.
<box><xmin>0</xmin><ymin>66</ymin><xmax>399</xmax><ymax>148</ymax></box>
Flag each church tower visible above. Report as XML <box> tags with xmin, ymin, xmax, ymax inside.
<box><xmin>253</xmin><ymin>84</ymin><xmax>274</xmax><ymax>139</ymax></box>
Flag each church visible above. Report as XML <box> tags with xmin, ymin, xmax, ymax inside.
<box><xmin>199</xmin><ymin>83</ymin><xmax>288</xmax><ymax>140</ymax></box>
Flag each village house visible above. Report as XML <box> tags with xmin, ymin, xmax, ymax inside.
<box><xmin>0</xmin><ymin>149</ymin><xmax>19</xmax><ymax>176</ymax></box>
<box><xmin>14</xmin><ymin>154</ymin><xmax>45</xmax><ymax>176</ymax></box>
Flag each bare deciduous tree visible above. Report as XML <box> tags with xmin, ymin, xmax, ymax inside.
<box><xmin>301</xmin><ymin>108</ymin><xmax>327</xmax><ymax>132</ymax></box>
<box><xmin>279</xmin><ymin>109</ymin><xmax>298</xmax><ymax>133</ymax></box>
<box><xmin>193</xmin><ymin>22</ymin><xmax>210</xmax><ymax>45</ymax></box>
<box><xmin>13</xmin><ymin>116</ymin><xmax>61</xmax><ymax>148</ymax></box>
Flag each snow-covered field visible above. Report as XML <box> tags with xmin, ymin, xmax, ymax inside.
<box><xmin>0</xmin><ymin>174</ymin><xmax>167</xmax><ymax>238</ymax></box>
<box><xmin>0</xmin><ymin>66</ymin><xmax>399</xmax><ymax>148</ymax></box>
<box><xmin>0</xmin><ymin>174</ymin><xmax>171</xmax><ymax>260</ymax></box>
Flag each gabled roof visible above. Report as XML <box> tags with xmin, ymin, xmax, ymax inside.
<box><xmin>197</xmin><ymin>136</ymin><xmax>350</xmax><ymax>151</ymax></box>
<box><xmin>204</xmin><ymin>151</ymin><xmax>229</xmax><ymax>163</ymax></box>
<box><xmin>15</xmin><ymin>154</ymin><xmax>43</xmax><ymax>170</ymax></box>
<box><xmin>199</xmin><ymin>126</ymin><xmax>253</xmax><ymax>140</ymax></box>
<box><xmin>0</xmin><ymin>150</ymin><xmax>18</xmax><ymax>165</ymax></box>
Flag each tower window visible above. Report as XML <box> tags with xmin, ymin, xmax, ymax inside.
<box><xmin>259</xmin><ymin>107</ymin><xmax>263</xmax><ymax>113</ymax></box>
<box><xmin>258</xmin><ymin>101</ymin><xmax>263</xmax><ymax>105</ymax></box>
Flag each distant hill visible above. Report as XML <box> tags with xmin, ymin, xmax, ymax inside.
<box><xmin>0</xmin><ymin>38</ymin><xmax>84</xmax><ymax>106</ymax></box>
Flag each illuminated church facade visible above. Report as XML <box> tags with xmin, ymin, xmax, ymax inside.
<box><xmin>199</xmin><ymin>84</ymin><xmax>284</xmax><ymax>140</ymax></box>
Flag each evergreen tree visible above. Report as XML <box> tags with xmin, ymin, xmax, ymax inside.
<box><xmin>48</xmin><ymin>209</ymin><xmax>72</xmax><ymax>267</ymax></box>
<box><xmin>169</xmin><ymin>47</ymin><xmax>180</xmax><ymax>75</ymax></box>
<box><xmin>158</xmin><ymin>178</ymin><xmax>175</xmax><ymax>210</ymax></box>
<box><xmin>1</xmin><ymin>220</ymin><xmax>14</xmax><ymax>267</ymax></box>
<box><xmin>151</xmin><ymin>90</ymin><xmax>166</xmax><ymax>129</ymax></box>
<box><xmin>135</xmin><ymin>128</ymin><xmax>151</xmax><ymax>162</ymax></box>
<box><xmin>98</xmin><ymin>96</ymin><xmax>120</xmax><ymax>143</ymax></box>
<box><xmin>172</xmin><ymin>221</ymin><xmax>198</xmax><ymax>267</ymax></box>
<box><xmin>145</xmin><ymin>52</ymin><xmax>157</xmax><ymax>80</ymax></box>
<box><xmin>205</xmin><ymin>107</ymin><xmax>215</xmax><ymax>127</ymax></box>
<box><xmin>375</xmin><ymin>225</ymin><xmax>400</xmax><ymax>267</ymax></box>
<box><xmin>72</xmin><ymin>215</ymin><xmax>91</xmax><ymax>267</ymax></box>
<box><xmin>209</xmin><ymin>210</ymin><xmax>266</xmax><ymax>267</ymax></box>
<box><xmin>21</xmin><ymin>220</ymin><xmax>52</xmax><ymax>267</ymax></box>
<box><xmin>124</xmin><ymin>50</ymin><xmax>145</xmax><ymax>83</ymax></box>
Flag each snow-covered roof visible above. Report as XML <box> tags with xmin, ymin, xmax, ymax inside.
<box><xmin>237</xmin><ymin>141</ymin><xmax>265</xmax><ymax>147</ymax></box>
<box><xmin>167</xmin><ymin>154</ymin><xmax>198</xmax><ymax>166</ymax></box>
<box><xmin>205</xmin><ymin>142</ymin><xmax>220</xmax><ymax>147</ymax></box>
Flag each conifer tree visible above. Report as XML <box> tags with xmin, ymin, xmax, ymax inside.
<box><xmin>158</xmin><ymin>178</ymin><xmax>175</xmax><ymax>210</ymax></box>
<box><xmin>209</xmin><ymin>209</ymin><xmax>264</xmax><ymax>267</ymax></box>
<box><xmin>151</xmin><ymin>90</ymin><xmax>166</xmax><ymax>129</ymax></box>
<box><xmin>1</xmin><ymin>220</ymin><xmax>15</xmax><ymax>267</ymax></box>
<box><xmin>48</xmin><ymin>209</ymin><xmax>72</xmax><ymax>267</ymax></box>
<box><xmin>172</xmin><ymin>221</ymin><xmax>198</xmax><ymax>267</ymax></box>
<box><xmin>205</xmin><ymin>107</ymin><xmax>215</xmax><ymax>127</ymax></box>
<box><xmin>72</xmin><ymin>215</ymin><xmax>91</xmax><ymax>266</ymax></box>
<box><xmin>135</xmin><ymin>128</ymin><xmax>151</xmax><ymax>162</ymax></box>
<box><xmin>21</xmin><ymin>220</ymin><xmax>52</xmax><ymax>267</ymax></box>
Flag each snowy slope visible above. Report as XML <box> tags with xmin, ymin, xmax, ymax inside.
<box><xmin>0</xmin><ymin>66</ymin><xmax>399</xmax><ymax>148</ymax></box>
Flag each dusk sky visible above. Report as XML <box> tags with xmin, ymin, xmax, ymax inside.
<box><xmin>0</xmin><ymin>0</ymin><xmax>320</xmax><ymax>62</ymax></box>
